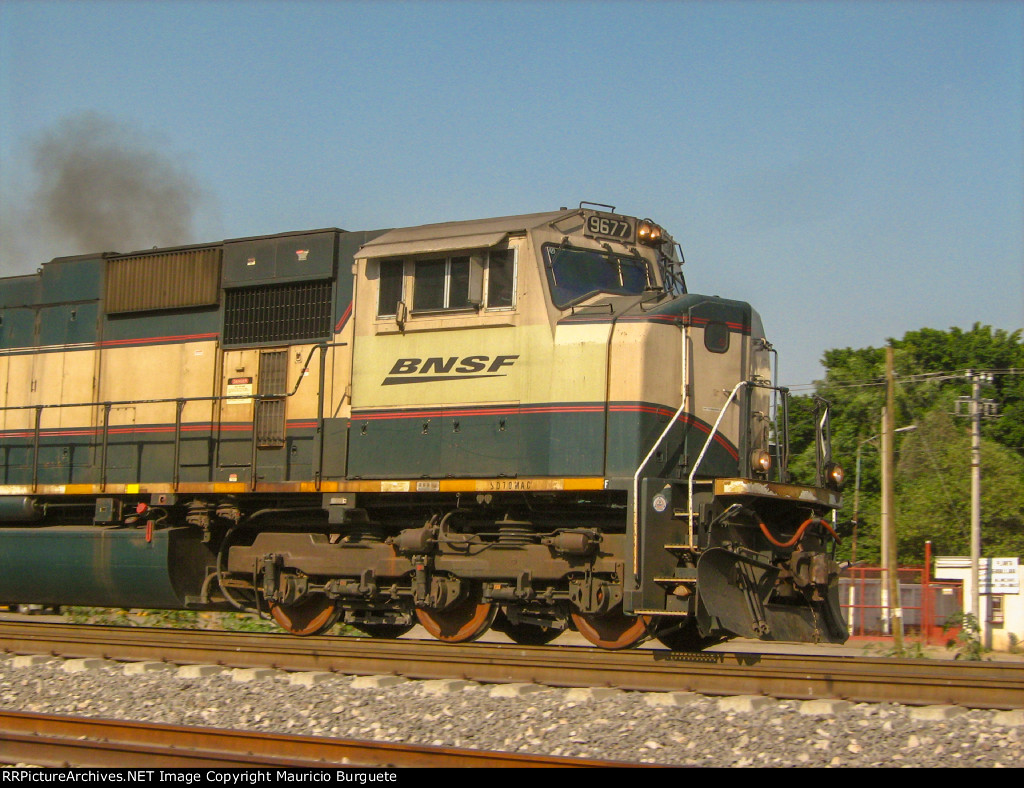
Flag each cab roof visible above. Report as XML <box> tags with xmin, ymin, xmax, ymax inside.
<box><xmin>356</xmin><ymin>209</ymin><xmax>575</xmax><ymax>259</ymax></box>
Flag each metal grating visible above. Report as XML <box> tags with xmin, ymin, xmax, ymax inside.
<box><xmin>105</xmin><ymin>248</ymin><xmax>222</xmax><ymax>314</ymax></box>
<box><xmin>223</xmin><ymin>280</ymin><xmax>333</xmax><ymax>346</ymax></box>
<box><xmin>256</xmin><ymin>350</ymin><xmax>287</xmax><ymax>448</ymax></box>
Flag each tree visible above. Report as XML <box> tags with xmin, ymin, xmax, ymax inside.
<box><xmin>895</xmin><ymin>409</ymin><xmax>1024</xmax><ymax>559</ymax></box>
<box><xmin>786</xmin><ymin>324</ymin><xmax>1024</xmax><ymax>563</ymax></box>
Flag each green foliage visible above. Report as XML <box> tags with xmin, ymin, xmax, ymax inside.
<box><xmin>64</xmin><ymin>607</ymin><xmax>134</xmax><ymax>626</ymax></box>
<box><xmin>214</xmin><ymin>612</ymin><xmax>281</xmax><ymax>633</ymax></box>
<box><xmin>896</xmin><ymin>410</ymin><xmax>1024</xmax><ymax>558</ymax></box>
<box><xmin>64</xmin><ymin>607</ymin><xmax>199</xmax><ymax>628</ymax></box>
<box><xmin>62</xmin><ymin>606</ymin><xmax>367</xmax><ymax>636</ymax></box>
<box><xmin>942</xmin><ymin>611</ymin><xmax>988</xmax><ymax>661</ymax></box>
<box><xmin>788</xmin><ymin>324</ymin><xmax>1024</xmax><ymax>564</ymax></box>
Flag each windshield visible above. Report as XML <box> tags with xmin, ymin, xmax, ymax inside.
<box><xmin>543</xmin><ymin>244</ymin><xmax>653</xmax><ymax>308</ymax></box>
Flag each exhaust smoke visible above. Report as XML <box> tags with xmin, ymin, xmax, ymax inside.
<box><xmin>1</xmin><ymin>112</ymin><xmax>209</xmax><ymax>273</ymax></box>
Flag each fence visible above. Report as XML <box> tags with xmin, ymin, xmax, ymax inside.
<box><xmin>840</xmin><ymin>564</ymin><xmax>962</xmax><ymax>643</ymax></box>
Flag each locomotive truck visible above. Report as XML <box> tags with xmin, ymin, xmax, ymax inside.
<box><xmin>0</xmin><ymin>203</ymin><xmax>847</xmax><ymax>649</ymax></box>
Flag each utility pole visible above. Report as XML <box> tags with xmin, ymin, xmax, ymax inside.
<box><xmin>970</xmin><ymin>372</ymin><xmax>981</xmax><ymax>625</ymax></box>
<box><xmin>957</xmin><ymin>371</ymin><xmax>996</xmax><ymax>629</ymax></box>
<box><xmin>854</xmin><ymin>423</ymin><xmax>915</xmax><ymax>565</ymax></box>
<box><xmin>880</xmin><ymin>405</ymin><xmax>890</xmax><ymax>636</ymax></box>
<box><xmin>883</xmin><ymin>346</ymin><xmax>903</xmax><ymax>650</ymax></box>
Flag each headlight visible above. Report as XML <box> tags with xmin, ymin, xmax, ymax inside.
<box><xmin>750</xmin><ymin>449</ymin><xmax>772</xmax><ymax>475</ymax></box>
<box><xmin>825</xmin><ymin>462</ymin><xmax>845</xmax><ymax>490</ymax></box>
<box><xmin>638</xmin><ymin>219</ymin><xmax>663</xmax><ymax>245</ymax></box>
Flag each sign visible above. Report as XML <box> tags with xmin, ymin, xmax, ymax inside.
<box><xmin>226</xmin><ymin>376</ymin><xmax>253</xmax><ymax>405</ymax></box>
<box><xmin>934</xmin><ymin>556</ymin><xmax>1020</xmax><ymax>594</ymax></box>
<box><xmin>583</xmin><ymin>211</ymin><xmax>636</xmax><ymax>242</ymax></box>
<box><xmin>982</xmin><ymin>557</ymin><xmax>1019</xmax><ymax>594</ymax></box>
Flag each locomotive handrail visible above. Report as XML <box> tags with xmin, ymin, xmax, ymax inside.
<box><xmin>687</xmin><ymin>380</ymin><xmax>749</xmax><ymax>545</ymax></box>
<box><xmin>812</xmin><ymin>396</ymin><xmax>834</xmax><ymax>490</ymax></box>
<box><xmin>2</xmin><ymin>342</ymin><xmax>345</xmax><ymax>494</ymax></box>
<box><xmin>631</xmin><ymin>326</ymin><xmax>688</xmax><ymax>578</ymax></box>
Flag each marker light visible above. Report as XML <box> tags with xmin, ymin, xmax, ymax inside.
<box><xmin>825</xmin><ymin>462</ymin><xmax>845</xmax><ymax>490</ymax></box>
<box><xmin>750</xmin><ymin>449</ymin><xmax>772</xmax><ymax>475</ymax></box>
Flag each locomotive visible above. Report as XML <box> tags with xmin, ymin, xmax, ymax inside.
<box><xmin>0</xmin><ymin>203</ymin><xmax>847</xmax><ymax>649</ymax></box>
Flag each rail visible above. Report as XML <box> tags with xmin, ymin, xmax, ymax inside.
<box><xmin>0</xmin><ymin>710</ymin><xmax>632</xmax><ymax>768</ymax></box>
<box><xmin>1</xmin><ymin>621</ymin><xmax>1022</xmax><ymax>709</ymax></box>
<box><xmin>0</xmin><ymin>342</ymin><xmax>345</xmax><ymax>494</ymax></box>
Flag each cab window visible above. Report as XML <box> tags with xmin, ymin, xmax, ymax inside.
<box><xmin>543</xmin><ymin>244</ymin><xmax>651</xmax><ymax>308</ymax></box>
<box><xmin>414</xmin><ymin>256</ymin><xmax>471</xmax><ymax>311</ymax></box>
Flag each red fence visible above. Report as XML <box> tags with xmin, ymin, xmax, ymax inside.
<box><xmin>839</xmin><ymin>563</ymin><xmax>962</xmax><ymax>643</ymax></box>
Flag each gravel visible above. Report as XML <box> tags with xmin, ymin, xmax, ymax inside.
<box><xmin>0</xmin><ymin>655</ymin><xmax>1021</xmax><ymax>768</ymax></box>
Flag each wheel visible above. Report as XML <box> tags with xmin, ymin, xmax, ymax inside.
<box><xmin>493</xmin><ymin>610</ymin><xmax>562</xmax><ymax>645</ymax></box>
<box><xmin>416</xmin><ymin>593</ymin><xmax>497</xmax><ymax>643</ymax></box>
<box><xmin>654</xmin><ymin>618</ymin><xmax>721</xmax><ymax>652</ymax></box>
<box><xmin>357</xmin><ymin>623</ymin><xmax>415</xmax><ymax>639</ymax></box>
<box><xmin>268</xmin><ymin>597</ymin><xmax>340</xmax><ymax>636</ymax></box>
<box><xmin>570</xmin><ymin>607</ymin><xmax>651</xmax><ymax>649</ymax></box>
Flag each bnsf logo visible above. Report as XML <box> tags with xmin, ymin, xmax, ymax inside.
<box><xmin>382</xmin><ymin>355</ymin><xmax>518</xmax><ymax>386</ymax></box>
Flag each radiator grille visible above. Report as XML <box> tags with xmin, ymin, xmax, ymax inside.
<box><xmin>223</xmin><ymin>280</ymin><xmax>333</xmax><ymax>345</ymax></box>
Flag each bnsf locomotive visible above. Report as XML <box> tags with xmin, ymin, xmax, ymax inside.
<box><xmin>0</xmin><ymin>204</ymin><xmax>847</xmax><ymax>649</ymax></box>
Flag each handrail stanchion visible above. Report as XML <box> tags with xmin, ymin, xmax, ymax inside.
<box><xmin>315</xmin><ymin>344</ymin><xmax>327</xmax><ymax>491</ymax></box>
<box><xmin>100</xmin><ymin>403</ymin><xmax>111</xmax><ymax>492</ymax></box>
<box><xmin>31</xmin><ymin>406</ymin><xmax>42</xmax><ymax>493</ymax></box>
<box><xmin>250</xmin><ymin>396</ymin><xmax>260</xmax><ymax>492</ymax></box>
<box><xmin>173</xmin><ymin>399</ymin><xmax>185</xmax><ymax>492</ymax></box>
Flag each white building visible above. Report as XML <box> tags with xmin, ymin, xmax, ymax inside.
<box><xmin>934</xmin><ymin>557</ymin><xmax>1022</xmax><ymax>652</ymax></box>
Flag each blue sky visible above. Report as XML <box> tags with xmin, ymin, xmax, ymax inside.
<box><xmin>1</xmin><ymin>0</ymin><xmax>1021</xmax><ymax>387</ymax></box>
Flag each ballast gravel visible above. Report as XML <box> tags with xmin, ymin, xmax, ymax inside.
<box><xmin>0</xmin><ymin>655</ymin><xmax>1022</xmax><ymax>768</ymax></box>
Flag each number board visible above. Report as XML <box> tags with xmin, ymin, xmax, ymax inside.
<box><xmin>583</xmin><ymin>212</ymin><xmax>635</xmax><ymax>243</ymax></box>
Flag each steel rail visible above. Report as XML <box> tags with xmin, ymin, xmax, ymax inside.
<box><xmin>0</xmin><ymin>711</ymin><xmax>634</xmax><ymax>768</ymax></box>
<box><xmin>1</xmin><ymin>622</ymin><xmax>1021</xmax><ymax>710</ymax></box>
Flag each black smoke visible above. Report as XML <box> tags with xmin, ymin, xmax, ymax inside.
<box><xmin>1</xmin><ymin>112</ymin><xmax>207</xmax><ymax>272</ymax></box>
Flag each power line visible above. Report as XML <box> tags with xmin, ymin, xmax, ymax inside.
<box><xmin>788</xmin><ymin>367</ymin><xmax>1024</xmax><ymax>392</ymax></box>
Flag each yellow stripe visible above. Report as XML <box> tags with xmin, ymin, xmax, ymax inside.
<box><xmin>0</xmin><ymin>478</ymin><xmax>607</xmax><ymax>497</ymax></box>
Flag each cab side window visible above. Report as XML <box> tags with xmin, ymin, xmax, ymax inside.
<box><xmin>414</xmin><ymin>256</ymin><xmax>471</xmax><ymax>311</ymax></box>
<box><xmin>377</xmin><ymin>248</ymin><xmax>516</xmax><ymax>319</ymax></box>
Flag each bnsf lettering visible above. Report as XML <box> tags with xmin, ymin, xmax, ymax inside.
<box><xmin>456</xmin><ymin>355</ymin><xmax>488</xmax><ymax>373</ymax></box>
<box><xmin>487</xmin><ymin>355</ymin><xmax>518</xmax><ymax>372</ymax></box>
<box><xmin>421</xmin><ymin>357</ymin><xmax>458</xmax><ymax>374</ymax></box>
<box><xmin>383</xmin><ymin>355</ymin><xmax>519</xmax><ymax>385</ymax></box>
<box><xmin>390</xmin><ymin>358</ymin><xmax>420</xmax><ymax>374</ymax></box>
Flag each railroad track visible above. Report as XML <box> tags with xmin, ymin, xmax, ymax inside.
<box><xmin>0</xmin><ymin>710</ymin><xmax>637</xmax><ymax>768</ymax></box>
<box><xmin>1</xmin><ymin>621</ymin><xmax>1021</xmax><ymax>709</ymax></box>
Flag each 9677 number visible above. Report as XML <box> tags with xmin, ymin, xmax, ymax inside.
<box><xmin>585</xmin><ymin>214</ymin><xmax>633</xmax><ymax>241</ymax></box>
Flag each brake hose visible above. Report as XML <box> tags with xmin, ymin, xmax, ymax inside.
<box><xmin>758</xmin><ymin>517</ymin><xmax>840</xmax><ymax>548</ymax></box>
